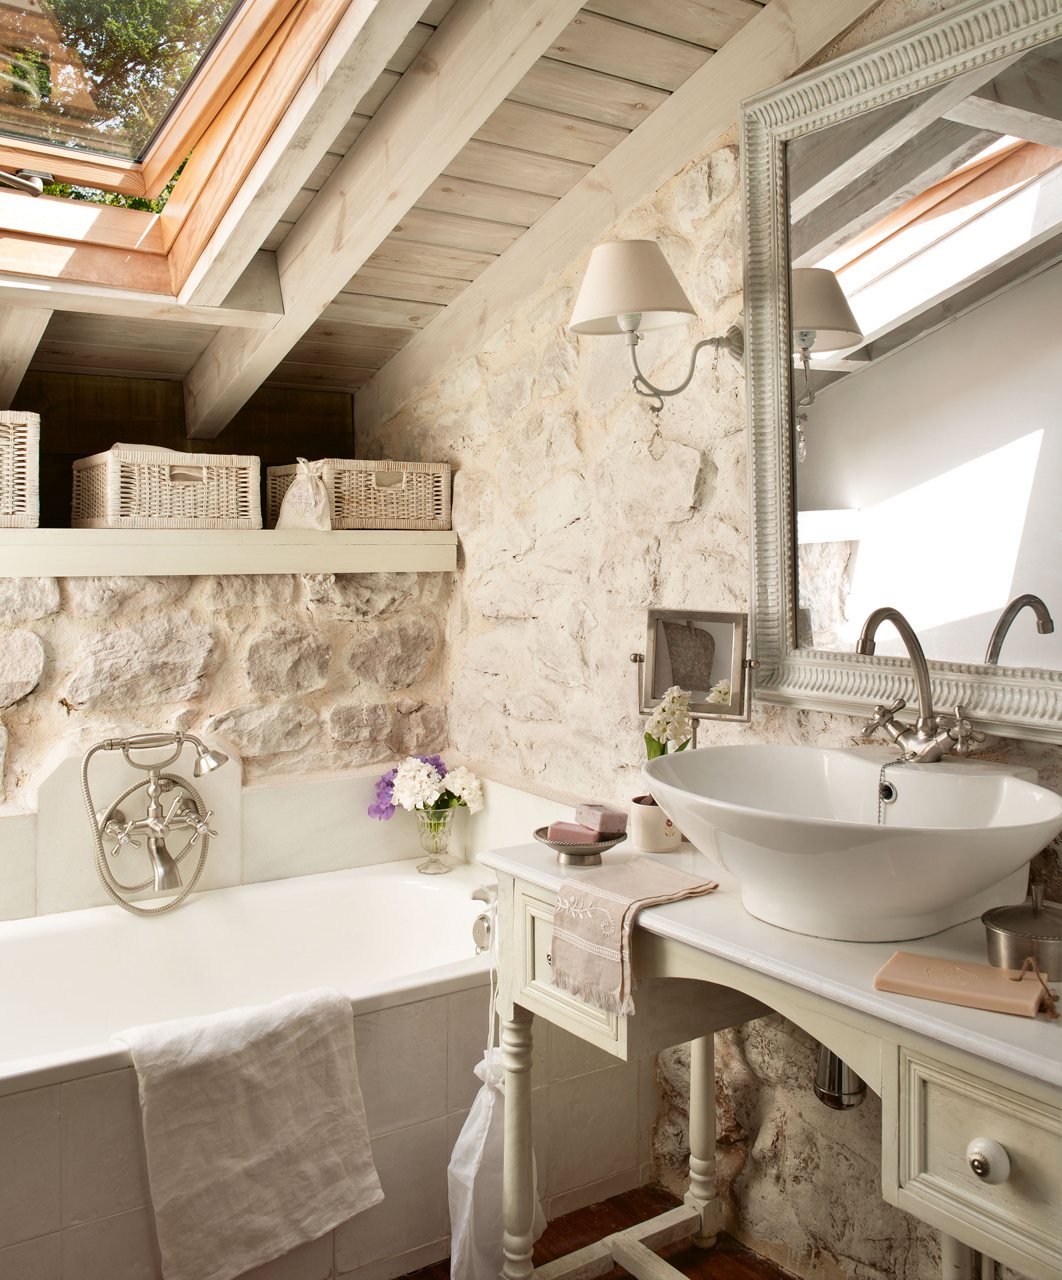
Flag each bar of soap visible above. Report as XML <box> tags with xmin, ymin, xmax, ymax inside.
<box><xmin>574</xmin><ymin>803</ymin><xmax>628</xmax><ymax>835</ymax></box>
<box><xmin>547</xmin><ymin>821</ymin><xmax>603</xmax><ymax>844</ymax></box>
<box><xmin>874</xmin><ymin>950</ymin><xmax>1046</xmax><ymax>1017</ymax></box>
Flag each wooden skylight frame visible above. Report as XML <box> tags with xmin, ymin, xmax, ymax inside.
<box><xmin>0</xmin><ymin>0</ymin><xmax>304</xmax><ymax>198</ymax></box>
<box><xmin>0</xmin><ymin>0</ymin><xmax>357</xmax><ymax>303</ymax></box>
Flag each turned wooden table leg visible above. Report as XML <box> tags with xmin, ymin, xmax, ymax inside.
<box><xmin>502</xmin><ymin>1006</ymin><xmax>536</xmax><ymax>1280</ymax></box>
<box><xmin>685</xmin><ymin>1033</ymin><xmax>723</xmax><ymax>1248</ymax></box>
<box><xmin>940</xmin><ymin>1234</ymin><xmax>978</xmax><ymax>1279</ymax></box>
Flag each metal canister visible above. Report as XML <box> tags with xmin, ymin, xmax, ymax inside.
<box><xmin>982</xmin><ymin>883</ymin><xmax>1062</xmax><ymax>981</ymax></box>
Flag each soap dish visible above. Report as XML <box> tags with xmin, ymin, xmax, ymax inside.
<box><xmin>533</xmin><ymin>826</ymin><xmax>625</xmax><ymax>867</ymax></box>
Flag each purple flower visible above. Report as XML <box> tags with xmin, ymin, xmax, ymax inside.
<box><xmin>419</xmin><ymin>754</ymin><xmax>448</xmax><ymax>778</ymax></box>
<box><xmin>368</xmin><ymin>767</ymin><xmax>398</xmax><ymax>820</ymax></box>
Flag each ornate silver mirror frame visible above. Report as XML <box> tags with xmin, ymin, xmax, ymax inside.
<box><xmin>741</xmin><ymin>0</ymin><xmax>1062</xmax><ymax>745</ymax></box>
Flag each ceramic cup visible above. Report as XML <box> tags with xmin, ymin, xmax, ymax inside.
<box><xmin>629</xmin><ymin>794</ymin><xmax>682</xmax><ymax>853</ymax></box>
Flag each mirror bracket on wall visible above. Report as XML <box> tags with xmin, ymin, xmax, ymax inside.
<box><xmin>740</xmin><ymin>0</ymin><xmax>1062</xmax><ymax>745</ymax></box>
<box><xmin>632</xmin><ymin>609</ymin><xmax>753</xmax><ymax>725</ymax></box>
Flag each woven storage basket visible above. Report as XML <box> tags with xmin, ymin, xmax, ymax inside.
<box><xmin>266</xmin><ymin>459</ymin><xmax>451</xmax><ymax>530</ymax></box>
<box><xmin>72</xmin><ymin>446</ymin><xmax>262</xmax><ymax>529</ymax></box>
<box><xmin>0</xmin><ymin>411</ymin><xmax>40</xmax><ymax>528</ymax></box>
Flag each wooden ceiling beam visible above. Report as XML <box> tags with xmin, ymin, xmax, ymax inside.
<box><xmin>790</xmin><ymin>120</ymin><xmax>997</xmax><ymax>267</ymax></box>
<box><xmin>355</xmin><ymin>0</ymin><xmax>883</xmax><ymax>435</ymax></box>
<box><xmin>787</xmin><ymin>57</ymin><xmax>1020</xmax><ymax>224</ymax></box>
<box><xmin>175</xmin><ymin>0</ymin><xmax>433</xmax><ymax>307</ymax></box>
<box><xmin>184</xmin><ymin>0</ymin><xmax>588</xmax><ymax>439</ymax></box>
<box><xmin>944</xmin><ymin>52</ymin><xmax>1062</xmax><ymax>149</ymax></box>
<box><xmin>0</xmin><ymin>305</ymin><xmax>51</xmax><ymax>407</ymax></box>
<box><xmin>0</xmin><ymin>275</ymin><xmax>280</xmax><ymax>329</ymax></box>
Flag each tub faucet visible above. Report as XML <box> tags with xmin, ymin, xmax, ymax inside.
<box><xmin>984</xmin><ymin>594</ymin><xmax>1054</xmax><ymax>664</ymax></box>
<box><xmin>856</xmin><ymin>607</ymin><xmax>985</xmax><ymax>763</ymax></box>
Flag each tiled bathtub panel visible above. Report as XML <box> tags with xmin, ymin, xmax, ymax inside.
<box><xmin>0</xmin><ymin>1084</ymin><xmax>62</xmax><ymax>1248</ymax></box>
<box><xmin>0</xmin><ymin>1230</ymin><xmax>62</xmax><ymax>1280</ymax></box>
<box><xmin>334</xmin><ymin>1117</ymin><xmax>450</xmax><ymax>1277</ymax></box>
<box><xmin>61</xmin><ymin>1069</ymin><xmax>149</xmax><ymax>1226</ymax></box>
<box><xmin>354</xmin><ymin>997</ymin><xmax>449</xmax><ymax>1136</ymax></box>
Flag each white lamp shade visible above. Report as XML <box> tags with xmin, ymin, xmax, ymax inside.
<box><xmin>568</xmin><ymin>240</ymin><xmax>697</xmax><ymax>335</ymax></box>
<box><xmin>791</xmin><ymin>268</ymin><xmax>862</xmax><ymax>351</ymax></box>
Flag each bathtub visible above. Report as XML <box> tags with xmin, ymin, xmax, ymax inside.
<box><xmin>0</xmin><ymin>855</ymin><xmax>652</xmax><ymax>1280</ymax></box>
<box><xmin>0</xmin><ymin>857</ymin><xmax>493</xmax><ymax>1090</ymax></box>
<box><xmin>0</xmin><ymin>858</ymin><xmax>504</xmax><ymax>1280</ymax></box>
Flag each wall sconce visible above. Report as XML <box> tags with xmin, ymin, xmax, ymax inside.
<box><xmin>568</xmin><ymin>239</ymin><xmax>744</xmax><ymax>413</ymax></box>
<box><xmin>791</xmin><ymin>267</ymin><xmax>862</xmax><ymax>461</ymax></box>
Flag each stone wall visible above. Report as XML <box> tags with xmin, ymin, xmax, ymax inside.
<box><xmin>356</xmin><ymin>3</ymin><xmax>1061</xmax><ymax>1276</ymax></box>
<box><xmin>0</xmin><ymin>572</ymin><xmax>450</xmax><ymax>806</ymax></box>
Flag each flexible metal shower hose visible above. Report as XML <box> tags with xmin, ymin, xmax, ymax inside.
<box><xmin>81</xmin><ymin>743</ymin><xmax>211</xmax><ymax>917</ymax></box>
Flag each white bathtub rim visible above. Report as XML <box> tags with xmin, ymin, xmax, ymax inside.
<box><xmin>0</xmin><ymin>857</ymin><xmax>495</xmax><ymax>1097</ymax></box>
<box><xmin>0</xmin><ymin>952</ymin><xmax>492</xmax><ymax>1097</ymax></box>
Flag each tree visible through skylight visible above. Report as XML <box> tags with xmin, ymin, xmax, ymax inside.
<box><xmin>0</xmin><ymin>0</ymin><xmax>242</xmax><ymax>161</ymax></box>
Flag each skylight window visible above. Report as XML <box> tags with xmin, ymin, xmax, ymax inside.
<box><xmin>0</xmin><ymin>0</ymin><xmax>243</xmax><ymax>161</ymax></box>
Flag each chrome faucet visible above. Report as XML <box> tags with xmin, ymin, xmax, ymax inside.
<box><xmin>856</xmin><ymin>607</ymin><xmax>985</xmax><ymax>762</ymax></box>
<box><xmin>984</xmin><ymin>594</ymin><xmax>1054</xmax><ymax>665</ymax></box>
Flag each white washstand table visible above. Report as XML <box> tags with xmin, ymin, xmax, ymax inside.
<box><xmin>483</xmin><ymin>844</ymin><xmax>1061</xmax><ymax>1280</ymax></box>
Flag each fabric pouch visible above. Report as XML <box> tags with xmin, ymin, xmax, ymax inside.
<box><xmin>277</xmin><ymin>457</ymin><xmax>331</xmax><ymax>529</ymax></box>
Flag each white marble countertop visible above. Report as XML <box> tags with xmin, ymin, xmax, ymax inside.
<box><xmin>480</xmin><ymin>842</ymin><xmax>1061</xmax><ymax>1090</ymax></box>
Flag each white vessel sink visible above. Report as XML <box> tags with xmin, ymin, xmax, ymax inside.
<box><xmin>644</xmin><ymin>745</ymin><xmax>1062</xmax><ymax>941</ymax></box>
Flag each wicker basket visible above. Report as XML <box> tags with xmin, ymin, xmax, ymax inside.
<box><xmin>0</xmin><ymin>411</ymin><xmax>40</xmax><ymax>528</ymax></box>
<box><xmin>72</xmin><ymin>445</ymin><xmax>262</xmax><ymax>529</ymax></box>
<box><xmin>266</xmin><ymin>459</ymin><xmax>451</xmax><ymax>530</ymax></box>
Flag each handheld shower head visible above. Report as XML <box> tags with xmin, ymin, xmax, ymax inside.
<box><xmin>192</xmin><ymin>743</ymin><xmax>229</xmax><ymax>776</ymax></box>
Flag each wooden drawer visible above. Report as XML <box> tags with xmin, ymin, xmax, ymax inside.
<box><xmin>896</xmin><ymin>1049</ymin><xmax>1061</xmax><ymax>1278</ymax></box>
<box><xmin>518</xmin><ymin>888</ymin><xmax>627</xmax><ymax>1057</ymax></box>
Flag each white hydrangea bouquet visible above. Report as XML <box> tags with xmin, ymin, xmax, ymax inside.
<box><xmin>644</xmin><ymin>685</ymin><xmax>694</xmax><ymax>759</ymax></box>
<box><xmin>369</xmin><ymin>755</ymin><xmax>484</xmax><ymax>875</ymax></box>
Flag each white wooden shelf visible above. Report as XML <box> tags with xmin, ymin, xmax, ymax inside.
<box><xmin>0</xmin><ymin>529</ymin><xmax>458</xmax><ymax>576</ymax></box>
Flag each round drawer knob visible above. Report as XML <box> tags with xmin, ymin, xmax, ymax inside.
<box><xmin>965</xmin><ymin>1138</ymin><xmax>1010</xmax><ymax>1184</ymax></box>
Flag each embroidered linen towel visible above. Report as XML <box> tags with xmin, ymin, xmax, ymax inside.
<box><xmin>114</xmin><ymin>988</ymin><xmax>383</xmax><ymax>1280</ymax></box>
<box><xmin>549</xmin><ymin>858</ymin><xmax>718</xmax><ymax>1015</ymax></box>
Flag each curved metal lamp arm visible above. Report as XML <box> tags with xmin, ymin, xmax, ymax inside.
<box><xmin>624</xmin><ymin>326</ymin><xmax>744</xmax><ymax>413</ymax></box>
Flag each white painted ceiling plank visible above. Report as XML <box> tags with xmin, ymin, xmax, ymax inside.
<box><xmin>0</xmin><ymin>305</ymin><xmax>51</xmax><ymax>407</ymax></box>
<box><xmin>184</xmin><ymin>0</ymin><xmax>588</xmax><ymax>439</ymax></box>
<box><xmin>179</xmin><ymin>0</ymin><xmax>434</xmax><ymax>308</ymax></box>
<box><xmin>355</xmin><ymin>0</ymin><xmax>884</xmax><ymax>434</ymax></box>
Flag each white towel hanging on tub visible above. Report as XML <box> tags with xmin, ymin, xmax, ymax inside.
<box><xmin>114</xmin><ymin>987</ymin><xmax>382</xmax><ymax>1280</ymax></box>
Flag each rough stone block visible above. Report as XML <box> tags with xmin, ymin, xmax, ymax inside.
<box><xmin>63</xmin><ymin>576</ymin><xmax>191</xmax><ymax>618</ymax></box>
<box><xmin>207</xmin><ymin>703</ymin><xmax>318</xmax><ymax>758</ymax></box>
<box><xmin>0</xmin><ymin>578</ymin><xmax>59</xmax><ymax>625</ymax></box>
<box><xmin>65</xmin><ymin>613</ymin><xmax>213</xmax><ymax>707</ymax></box>
<box><xmin>388</xmin><ymin>701</ymin><xmax>447</xmax><ymax>756</ymax></box>
<box><xmin>304</xmin><ymin>572</ymin><xmax>419</xmax><ymax>619</ymax></box>
<box><xmin>348</xmin><ymin>615</ymin><xmax>438</xmax><ymax>690</ymax></box>
<box><xmin>246</xmin><ymin>622</ymin><xmax>330</xmax><ymax>695</ymax></box>
<box><xmin>0</xmin><ymin>630</ymin><xmax>45</xmax><ymax>708</ymax></box>
<box><xmin>327</xmin><ymin>702</ymin><xmax>393</xmax><ymax>745</ymax></box>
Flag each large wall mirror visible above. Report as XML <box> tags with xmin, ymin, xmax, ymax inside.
<box><xmin>741</xmin><ymin>0</ymin><xmax>1062</xmax><ymax>743</ymax></box>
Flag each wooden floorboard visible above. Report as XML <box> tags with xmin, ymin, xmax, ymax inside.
<box><xmin>398</xmin><ymin>1185</ymin><xmax>797</xmax><ymax>1279</ymax></box>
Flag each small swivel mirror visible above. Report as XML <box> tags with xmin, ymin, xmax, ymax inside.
<box><xmin>633</xmin><ymin>609</ymin><xmax>751</xmax><ymax>722</ymax></box>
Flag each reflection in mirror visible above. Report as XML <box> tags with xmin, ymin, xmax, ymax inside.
<box><xmin>641</xmin><ymin>610</ymin><xmax>748</xmax><ymax>721</ymax></box>
<box><xmin>786</xmin><ymin>37</ymin><xmax>1062</xmax><ymax>670</ymax></box>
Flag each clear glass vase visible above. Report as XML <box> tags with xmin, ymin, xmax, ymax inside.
<box><xmin>416</xmin><ymin>807</ymin><xmax>455</xmax><ymax>875</ymax></box>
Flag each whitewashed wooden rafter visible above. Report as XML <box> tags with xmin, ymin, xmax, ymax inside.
<box><xmin>741</xmin><ymin>0</ymin><xmax>1062</xmax><ymax>743</ymax></box>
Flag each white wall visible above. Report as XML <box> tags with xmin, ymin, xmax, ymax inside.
<box><xmin>798</xmin><ymin>262</ymin><xmax>1062</xmax><ymax>666</ymax></box>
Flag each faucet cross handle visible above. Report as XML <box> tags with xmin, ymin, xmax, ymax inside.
<box><xmin>862</xmin><ymin>697</ymin><xmax>906</xmax><ymax>739</ymax></box>
<box><xmin>186</xmin><ymin>808</ymin><xmax>218</xmax><ymax>841</ymax></box>
<box><xmin>948</xmin><ymin>705</ymin><xmax>987</xmax><ymax>757</ymax></box>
